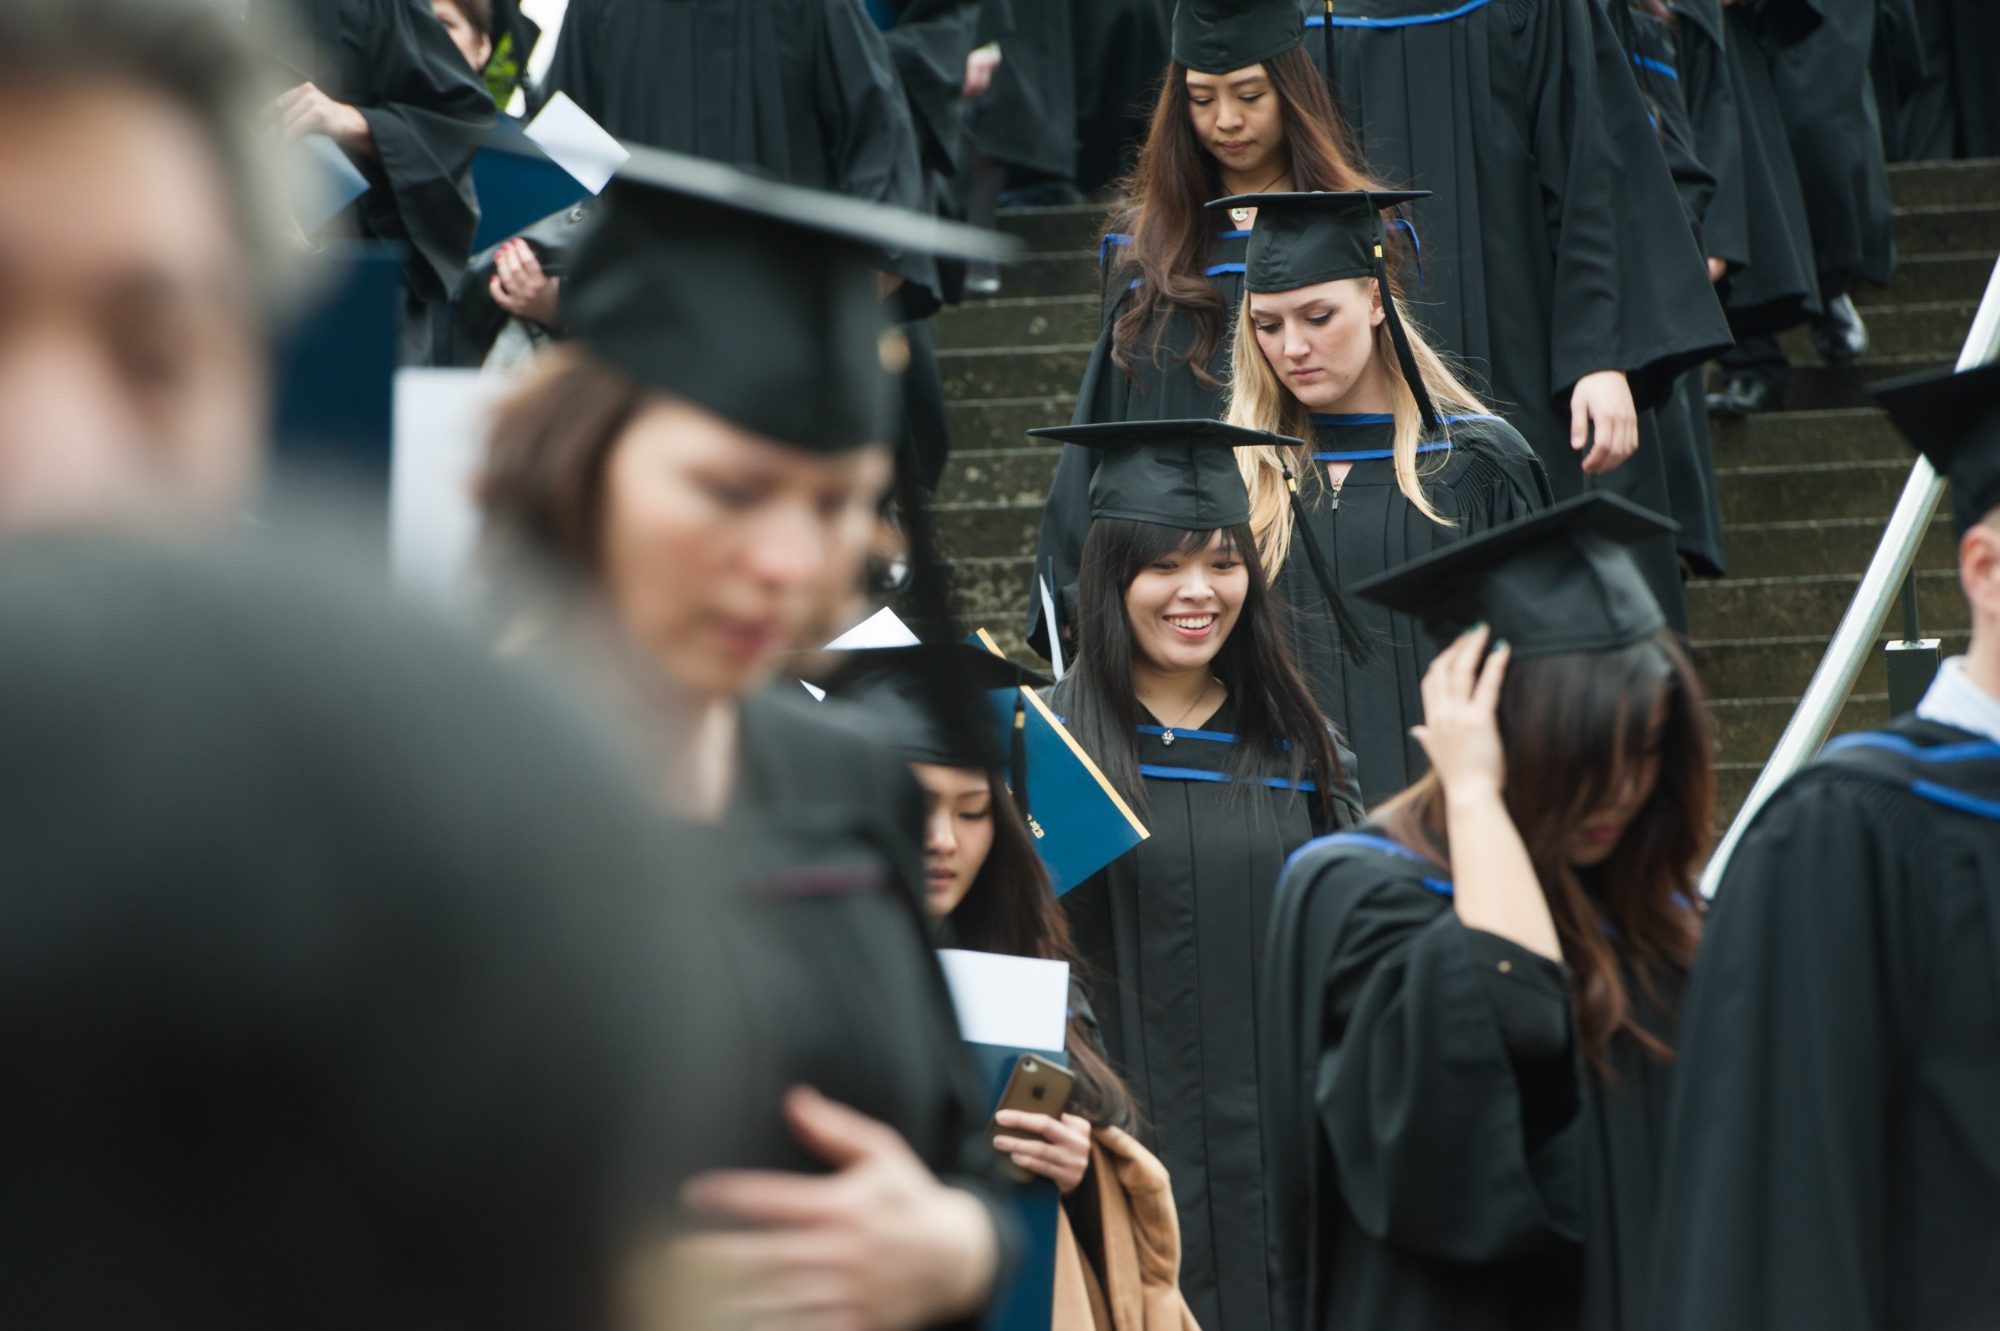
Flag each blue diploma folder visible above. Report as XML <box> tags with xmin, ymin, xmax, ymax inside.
<box><xmin>470</xmin><ymin>119</ymin><xmax>595</xmax><ymax>252</ymax></box>
<box><xmin>969</xmin><ymin>630</ymin><xmax>1148</xmax><ymax>895</ymax></box>
<box><xmin>969</xmin><ymin>1040</ymin><xmax>1065</xmax><ymax>1331</ymax></box>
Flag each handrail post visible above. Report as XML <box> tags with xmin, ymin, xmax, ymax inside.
<box><xmin>1700</xmin><ymin>255</ymin><xmax>2000</xmax><ymax>898</ymax></box>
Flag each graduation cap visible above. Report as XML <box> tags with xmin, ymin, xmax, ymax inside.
<box><xmin>1208</xmin><ymin>190</ymin><xmax>1442</xmax><ymax>434</ymax></box>
<box><xmin>1352</xmin><ymin>492</ymin><xmax>1676</xmax><ymax>658</ymax></box>
<box><xmin>1870</xmin><ymin>361</ymin><xmax>2000</xmax><ymax>538</ymax></box>
<box><xmin>820</xmin><ymin>644</ymin><xmax>1049</xmax><ymax>812</ymax></box>
<box><xmin>1026</xmin><ymin>418</ymin><xmax>1372</xmax><ymax>662</ymax></box>
<box><xmin>563</xmin><ymin>145</ymin><xmax>1019</xmax><ymax>455</ymax></box>
<box><xmin>1172</xmin><ymin>0</ymin><xmax>1304</xmax><ymax>74</ymax></box>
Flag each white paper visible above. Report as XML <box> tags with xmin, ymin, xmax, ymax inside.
<box><xmin>520</xmin><ymin>0</ymin><xmax>571</xmax><ymax>86</ymax></box>
<box><xmin>391</xmin><ymin>369</ymin><xmax>511</xmax><ymax>606</ymax></box>
<box><xmin>798</xmin><ymin>607</ymin><xmax>921</xmax><ymax>699</ymax></box>
<box><xmin>524</xmin><ymin>91</ymin><xmax>629</xmax><ymax>194</ymax></box>
<box><xmin>937</xmin><ymin>949</ymin><xmax>1070</xmax><ymax>1052</ymax></box>
<box><xmin>1038</xmin><ymin>571</ymin><xmax>1065</xmax><ymax>679</ymax></box>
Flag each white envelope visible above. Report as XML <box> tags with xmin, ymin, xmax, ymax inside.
<box><xmin>937</xmin><ymin>949</ymin><xmax>1071</xmax><ymax>1053</ymax></box>
<box><xmin>523</xmin><ymin>91</ymin><xmax>629</xmax><ymax>194</ymax></box>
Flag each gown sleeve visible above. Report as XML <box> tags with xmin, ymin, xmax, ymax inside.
<box><xmin>1650</xmin><ymin>772</ymin><xmax>1927</xmax><ymax>1331</ymax></box>
<box><xmin>354</xmin><ymin>0</ymin><xmax>495</xmax><ymax>305</ymax></box>
<box><xmin>1311</xmin><ymin>867</ymin><xmax>1583</xmax><ymax>1262</ymax></box>
<box><xmin>1674</xmin><ymin>2</ymin><xmax>1751</xmax><ymax>272</ymax></box>
<box><xmin>1456</xmin><ymin>417</ymin><xmax>1555</xmax><ymax>527</ymax></box>
<box><xmin>813</xmin><ymin>0</ymin><xmax>942</xmax><ymax>298</ymax></box>
<box><xmin>1511</xmin><ymin>0</ymin><xmax>1730</xmax><ymax>411</ymax></box>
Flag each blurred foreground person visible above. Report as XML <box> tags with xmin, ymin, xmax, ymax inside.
<box><xmin>0</xmin><ymin>531</ymin><xmax>734</xmax><ymax>1331</ymax></box>
<box><xmin>480</xmin><ymin>150</ymin><xmax>1023</xmax><ymax>1331</ymax></box>
<box><xmin>1651</xmin><ymin>363</ymin><xmax>2000</xmax><ymax>1331</ymax></box>
<box><xmin>0</xmin><ymin>0</ymin><xmax>296</xmax><ymax>531</ymax></box>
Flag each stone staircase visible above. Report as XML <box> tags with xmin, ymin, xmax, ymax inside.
<box><xmin>932</xmin><ymin>158</ymin><xmax>2000</xmax><ymax>822</ymax></box>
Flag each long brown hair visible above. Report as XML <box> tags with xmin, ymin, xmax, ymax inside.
<box><xmin>1380</xmin><ymin>632</ymin><xmax>1712</xmax><ymax>1078</ymax></box>
<box><xmin>1062</xmin><ymin>518</ymin><xmax>1345</xmax><ymax>818</ymax></box>
<box><xmin>947</xmin><ymin>771</ymin><xmax>1137</xmax><ymax>1131</ymax></box>
<box><xmin>1109</xmin><ymin>45</ymin><xmax>1384</xmax><ymax>388</ymax></box>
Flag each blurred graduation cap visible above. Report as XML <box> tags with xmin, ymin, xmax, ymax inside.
<box><xmin>1028</xmin><ymin>417</ymin><xmax>1372</xmax><ymax>662</ymax></box>
<box><xmin>564</xmin><ymin>145</ymin><xmax>1021</xmax><ymax>455</ymax></box>
<box><xmin>1172</xmin><ymin>0</ymin><xmax>1303</xmax><ymax>74</ymax></box>
<box><xmin>821</xmin><ymin>644</ymin><xmax>1048</xmax><ymax>812</ymax></box>
<box><xmin>1353</xmin><ymin>492</ymin><xmax>1676</xmax><ymax>658</ymax></box>
<box><xmin>1870</xmin><ymin>361</ymin><xmax>2000</xmax><ymax>537</ymax></box>
<box><xmin>1208</xmin><ymin>189</ymin><xmax>1441</xmax><ymax>432</ymax></box>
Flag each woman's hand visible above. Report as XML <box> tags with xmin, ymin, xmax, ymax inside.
<box><xmin>278</xmin><ymin>82</ymin><xmax>376</xmax><ymax>159</ymax></box>
<box><xmin>489</xmin><ymin>239</ymin><xmax>561</xmax><ymax>328</ymax></box>
<box><xmin>1411</xmin><ymin>623</ymin><xmax>1511</xmax><ymax>805</ymax></box>
<box><xmin>992</xmin><ymin>1109</ymin><xmax>1092</xmax><ymax>1194</ymax></box>
<box><xmin>674</xmin><ymin>1087</ymin><xmax>1000</xmax><ymax>1331</ymax></box>
<box><xmin>963</xmin><ymin>43</ymin><xmax>1002</xmax><ymax>99</ymax></box>
<box><xmin>1570</xmin><ymin>369</ymin><xmax>1638</xmax><ymax>476</ymax></box>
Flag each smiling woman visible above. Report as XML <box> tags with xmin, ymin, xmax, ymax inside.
<box><xmin>1034</xmin><ymin>416</ymin><xmax>1357</xmax><ymax>1331</ymax></box>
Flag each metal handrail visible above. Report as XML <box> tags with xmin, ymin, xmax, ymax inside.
<box><xmin>1699</xmin><ymin>255</ymin><xmax>2000</xmax><ymax>898</ymax></box>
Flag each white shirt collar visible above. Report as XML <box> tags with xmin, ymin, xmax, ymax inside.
<box><xmin>1914</xmin><ymin>656</ymin><xmax>2000</xmax><ymax>745</ymax></box>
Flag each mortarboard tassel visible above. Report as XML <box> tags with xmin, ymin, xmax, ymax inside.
<box><xmin>1373</xmin><ymin>243</ymin><xmax>1441</xmax><ymax>435</ymax></box>
<box><xmin>1322</xmin><ymin>0</ymin><xmax>1338</xmax><ymax>108</ymax></box>
<box><xmin>1282</xmin><ymin>460</ymin><xmax>1374</xmax><ymax>665</ymax></box>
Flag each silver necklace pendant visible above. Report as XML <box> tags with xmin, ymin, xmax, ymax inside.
<box><xmin>1161</xmin><ymin>729</ymin><xmax>1176</xmax><ymax>746</ymax></box>
<box><xmin>1229</xmin><ymin>207</ymin><xmax>1252</xmax><ymax>226</ymax></box>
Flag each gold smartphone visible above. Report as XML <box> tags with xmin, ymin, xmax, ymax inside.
<box><xmin>990</xmin><ymin>1053</ymin><xmax>1077</xmax><ymax>1184</ymax></box>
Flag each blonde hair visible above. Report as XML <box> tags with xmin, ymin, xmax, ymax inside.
<box><xmin>1223</xmin><ymin>278</ymin><xmax>1492</xmax><ymax>578</ymax></box>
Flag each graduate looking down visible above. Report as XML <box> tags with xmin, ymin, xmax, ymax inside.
<box><xmin>478</xmin><ymin>152</ymin><xmax>1022</xmax><ymax>1331</ymax></box>
<box><xmin>1029</xmin><ymin>419</ymin><xmax>1359</xmax><ymax>1331</ymax></box>
<box><xmin>1219</xmin><ymin>189</ymin><xmax>1550</xmax><ymax>805</ymax></box>
<box><xmin>0</xmin><ymin>0</ymin><xmax>297</xmax><ymax>533</ymax></box>
<box><xmin>1651</xmin><ymin>362</ymin><xmax>2000</xmax><ymax>1331</ymax></box>
<box><xmin>822</xmin><ymin>646</ymin><xmax>1201</xmax><ymax>1331</ymax></box>
<box><xmin>1263</xmin><ymin>494</ymin><xmax>1714</xmax><ymax>1331</ymax></box>
<box><xmin>1027</xmin><ymin>0</ymin><xmax>1385</xmax><ymax>658</ymax></box>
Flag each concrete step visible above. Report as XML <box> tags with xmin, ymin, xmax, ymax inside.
<box><xmin>1707</xmin><ymin>693</ymin><xmax>1894</xmax><ymax>770</ymax></box>
<box><xmin>943</xmin><ymin>395</ymin><xmax>1078</xmax><ymax>450</ymax></box>
<box><xmin>1852</xmin><ymin>251</ymin><xmax>1996</xmax><ymax>306</ymax></box>
<box><xmin>1692</xmin><ymin>630</ymin><xmax>1969</xmax><ymax>701</ymax></box>
<box><xmin>1714</xmin><ymin>457</ymin><xmax>1917</xmax><ymax>524</ymax></box>
<box><xmin>938</xmin><ymin>344</ymin><xmax>1094</xmax><ymax>402</ymax></box>
<box><xmin>1781</xmin><ymin>355</ymin><xmax>1942</xmax><ymax>410</ymax></box>
<box><xmin>996</xmin><ymin>252</ymin><xmax>1100</xmax><ymax>299</ymax></box>
<box><xmin>935</xmin><ymin>294</ymin><xmax>1098</xmax><ymax>352</ymax></box>
<box><xmin>1892</xmin><ymin>201</ymin><xmax>2000</xmax><ymax>256</ymax></box>
<box><xmin>932</xmin><ymin>500</ymin><xmax>1045</xmax><ymax>563</ymax></box>
<box><xmin>1685</xmin><ymin>567</ymin><xmax>1964</xmax><ymax>642</ymax></box>
<box><xmin>1776</xmin><ymin>299</ymin><xmax>1976</xmax><ymax>363</ymax></box>
<box><xmin>1719</xmin><ymin>513</ymin><xmax>1955</xmax><ymax>579</ymax></box>
<box><xmin>1888</xmin><ymin>157</ymin><xmax>2000</xmax><ymax>208</ymax></box>
<box><xmin>939</xmin><ymin>447</ymin><xmax>1063</xmax><ymax>507</ymax></box>
<box><xmin>1706</xmin><ymin>408</ymin><xmax>1907</xmax><ymax>467</ymax></box>
<box><xmin>998</xmin><ymin>203</ymin><xmax>1111</xmax><ymax>253</ymax></box>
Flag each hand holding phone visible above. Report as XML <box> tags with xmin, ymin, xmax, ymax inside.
<box><xmin>990</xmin><ymin>1054</ymin><xmax>1079</xmax><ymax>1186</ymax></box>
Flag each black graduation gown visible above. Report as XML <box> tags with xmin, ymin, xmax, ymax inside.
<box><xmin>1652</xmin><ymin>715</ymin><xmax>2000</xmax><ymax>1331</ymax></box>
<box><xmin>1280</xmin><ymin>414</ymin><xmax>1549</xmax><ymax>809</ymax></box>
<box><xmin>1611</xmin><ymin>4</ymin><xmax>1729</xmax><ymax>576</ymax></box>
<box><xmin>1708</xmin><ymin>3</ymin><xmax>1823</xmax><ymax>337</ymax></box>
<box><xmin>1025</xmin><ymin>225</ymin><xmax>1250</xmax><ymax>657</ymax></box>
<box><xmin>546</xmin><ymin>0</ymin><xmax>940</xmax><ymax>298</ymax></box>
<box><xmin>1260</xmin><ymin>829</ymin><xmax>1687</xmax><ymax>1331</ymax></box>
<box><xmin>968</xmin><ymin>0</ymin><xmax>1078</xmax><ymax>181</ymax></box>
<box><xmin>1056</xmin><ymin>689</ymin><xmax>1340</xmax><ymax>1331</ymax></box>
<box><xmin>1071</xmin><ymin>0</ymin><xmax>1169</xmax><ymax>192</ymax></box>
<box><xmin>287</xmin><ymin>0</ymin><xmax>494</xmax><ymax>365</ymax></box>
<box><xmin>1767</xmin><ymin>0</ymin><xmax>1897</xmax><ymax>292</ymax></box>
<box><xmin>712</xmin><ymin>687</ymin><xmax>1020</xmax><ymax>1328</ymax></box>
<box><xmin>1300</xmin><ymin>0</ymin><xmax>1725</xmax><ymax>629</ymax></box>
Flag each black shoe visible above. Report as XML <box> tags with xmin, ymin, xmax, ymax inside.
<box><xmin>1810</xmin><ymin>293</ymin><xmax>1870</xmax><ymax>365</ymax></box>
<box><xmin>1706</xmin><ymin>374</ymin><xmax>1783</xmax><ymax>417</ymax></box>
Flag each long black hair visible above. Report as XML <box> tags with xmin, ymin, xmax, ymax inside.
<box><xmin>1059</xmin><ymin>518</ymin><xmax>1344</xmax><ymax>815</ymax></box>
<box><xmin>946</xmin><ymin>771</ymin><xmax>1137</xmax><ymax>1132</ymax></box>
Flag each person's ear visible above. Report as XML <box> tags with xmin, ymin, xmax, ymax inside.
<box><xmin>475</xmin><ymin>35</ymin><xmax>494</xmax><ymax>70</ymax></box>
<box><xmin>1961</xmin><ymin>515</ymin><xmax>2000</xmax><ymax>627</ymax></box>
<box><xmin>1370</xmin><ymin>278</ymin><xmax>1386</xmax><ymax>328</ymax></box>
